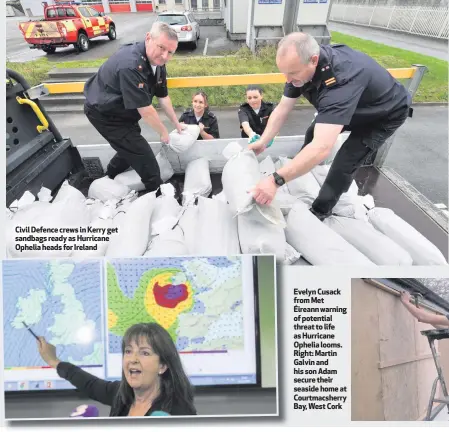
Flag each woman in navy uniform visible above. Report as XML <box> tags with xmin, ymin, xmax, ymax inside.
<box><xmin>179</xmin><ymin>91</ymin><xmax>220</xmax><ymax>140</ymax></box>
<box><xmin>238</xmin><ymin>85</ymin><xmax>276</xmax><ymax>139</ymax></box>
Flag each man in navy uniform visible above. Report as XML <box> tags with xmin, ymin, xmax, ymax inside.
<box><xmin>84</xmin><ymin>22</ymin><xmax>185</xmax><ymax>193</ymax></box>
<box><xmin>249</xmin><ymin>32</ymin><xmax>412</xmax><ymax>220</ymax></box>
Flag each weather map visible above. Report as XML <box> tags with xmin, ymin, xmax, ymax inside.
<box><xmin>3</xmin><ymin>259</ymin><xmax>103</xmax><ymax>369</ymax></box>
<box><xmin>106</xmin><ymin>256</ymin><xmax>245</xmax><ymax>354</ymax></box>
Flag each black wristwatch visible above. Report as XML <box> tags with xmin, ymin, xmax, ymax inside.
<box><xmin>272</xmin><ymin>172</ymin><xmax>286</xmax><ymax>187</ymax></box>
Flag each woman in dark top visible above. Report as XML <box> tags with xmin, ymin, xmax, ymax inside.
<box><xmin>37</xmin><ymin>322</ymin><xmax>196</xmax><ymax>416</ymax></box>
<box><xmin>238</xmin><ymin>85</ymin><xmax>276</xmax><ymax>139</ymax></box>
<box><xmin>179</xmin><ymin>91</ymin><xmax>220</xmax><ymax>140</ymax></box>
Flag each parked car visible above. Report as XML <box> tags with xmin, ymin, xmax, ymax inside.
<box><xmin>156</xmin><ymin>11</ymin><xmax>200</xmax><ymax>49</ymax></box>
<box><xmin>18</xmin><ymin>3</ymin><xmax>116</xmax><ymax>54</ymax></box>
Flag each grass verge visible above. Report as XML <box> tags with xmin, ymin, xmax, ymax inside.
<box><xmin>6</xmin><ymin>31</ymin><xmax>448</xmax><ymax>106</ymax></box>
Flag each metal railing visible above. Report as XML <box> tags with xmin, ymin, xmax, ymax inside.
<box><xmin>42</xmin><ymin>67</ymin><xmax>418</xmax><ymax>94</ymax></box>
<box><xmin>330</xmin><ymin>3</ymin><xmax>449</xmax><ymax>39</ymax></box>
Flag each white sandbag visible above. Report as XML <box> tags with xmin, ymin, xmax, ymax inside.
<box><xmin>151</xmin><ymin>195</ymin><xmax>182</xmax><ymax>236</ymax></box>
<box><xmin>88</xmin><ymin>176</ymin><xmax>130</xmax><ymax>202</ymax></box>
<box><xmin>312</xmin><ymin>165</ymin><xmax>358</xmax><ymax>196</ymax></box>
<box><xmin>285</xmin><ymin>200</ymin><xmax>375</xmax><ymax>266</ymax></box>
<box><xmin>321</xmin><ymin>133</ymin><xmax>347</xmax><ymax>165</ymax></box>
<box><xmin>53</xmin><ymin>181</ymin><xmax>86</xmax><ymax>206</ymax></box>
<box><xmin>178</xmin><ymin>205</ymin><xmax>198</xmax><ymax>254</ymax></box>
<box><xmin>144</xmin><ymin>226</ymin><xmax>188</xmax><ymax>256</ymax></box>
<box><xmin>222</xmin><ymin>148</ymin><xmax>260</xmax><ymax>215</ymax></box>
<box><xmin>274</xmin><ymin>192</ymin><xmax>298</xmax><ymax>216</ymax></box>
<box><xmin>37</xmin><ymin>186</ymin><xmax>52</xmax><ymax>203</ymax></box>
<box><xmin>182</xmin><ymin>158</ymin><xmax>212</xmax><ymax>205</ymax></box>
<box><xmin>114</xmin><ymin>170</ymin><xmax>145</xmax><ymax>192</ymax></box>
<box><xmin>237</xmin><ymin>206</ymin><xmax>286</xmax><ymax>262</ymax></box>
<box><xmin>259</xmin><ymin>155</ymin><xmax>276</xmax><ymax>177</ymax></box>
<box><xmin>311</xmin><ymin>165</ymin><xmax>367</xmax><ymax>220</ymax></box>
<box><xmin>71</xmin><ymin>217</ymin><xmax>114</xmax><ymax>258</ymax></box>
<box><xmin>105</xmin><ymin>192</ymin><xmax>156</xmax><ymax>257</ymax></box>
<box><xmin>284</xmin><ymin>243</ymin><xmax>302</xmax><ymax>265</ymax></box>
<box><xmin>156</xmin><ymin>148</ymin><xmax>174</xmax><ymax>182</ymax></box>
<box><xmin>168</xmin><ymin>125</ymin><xmax>200</xmax><ymax>153</ymax></box>
<box><xmin>368</xmin><ymin>208</ymin><xmax>447</xmax><ymax>265</ymax></box>
<box><xmin>324</xmin><ymin>216</ymin><xmax>413</xmax><ymax>266</ymax></box>
<box><xmin>194</xmin><ymin>196</ymin><xmax>240</xmax><ymax>255</ymax></box>
<box><xmin>212</xmin><ymin>191</ymin><xmax>228</xmax><ymax>203</ymax></box>
<box><xmin>86</xmin><ymin>200</ymin><xmax>107</xmax><ymax>223</ymax></box>
<box><xmin>277</xmin><ymin>157</ymin><xmax>321</xmax><ymax>202</ymax></box>
<box><xmin>16</xmin><ymin>191</ymin><xmax>36</xmax><ymax>209</ymax></box>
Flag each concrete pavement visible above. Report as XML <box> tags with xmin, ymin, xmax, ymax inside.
<box><xmin>329</xmin><ymin>22</ymin><xmax>448</xmax><ymax>61</ymax></box>
<box><xmin>49</xmin><ymin>105</ymin><xmax>448</xmax><ymax>206</ymax></box>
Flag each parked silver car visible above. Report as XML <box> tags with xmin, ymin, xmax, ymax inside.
<box><xmin>156</xmin><ymin>11</ymin><xmax>200</xmax><ymax>49</ymax></box>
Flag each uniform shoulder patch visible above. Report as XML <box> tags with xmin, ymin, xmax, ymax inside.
<box><xmin>207</xmin><ymin>111</ymin><xmax>215</xmax><ymax>118</ymax></box>
<box><xmin>321</xmin><ymin>64</ymin><xmax>337</xmax><ymax>88</ymax></box>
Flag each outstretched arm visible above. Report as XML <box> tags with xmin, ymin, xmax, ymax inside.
<box><xmin>400</xmin><ymin>291</ymin><xmax>449</xmax><ymax>329</ymax></box>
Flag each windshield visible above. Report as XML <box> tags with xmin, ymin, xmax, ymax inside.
<box><xmin>158</xmin><ymin>15</ymin><xmax>188</xmax><ymax>26</ymax></box>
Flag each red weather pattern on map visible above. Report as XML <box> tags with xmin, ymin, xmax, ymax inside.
<box><xmin>153</xmin><ymin>282</ymin><xmax>189</xmax><ymax>308</ymax></box>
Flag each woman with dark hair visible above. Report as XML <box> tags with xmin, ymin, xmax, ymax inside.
<box><xmin>179</xmin><ymin>90</ymin><xmax>220</xmax><ymax>140</ymax></box>
<box><xmin>37</xmin><ymin>323</ymin><xmax>196</xmax><ymax>416</ymax></box>
<box><xmin>238</xmin><ymin>85</ymin><xmax>276</xmax><ymax>140</ymax></box>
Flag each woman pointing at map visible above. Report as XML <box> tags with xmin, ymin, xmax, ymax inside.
<box><xmin>37</xmin><ymin>322</ymin><xmax>197</xmax><ymax>416</ymax></box>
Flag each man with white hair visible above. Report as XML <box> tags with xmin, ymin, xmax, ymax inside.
<box><xmin>249</xmin><ymin>32</ymin><xmax>412</xmax><ymax>220</ymax></box>
<box><xmin>84</xmin><ymin>22</ymin><xmax>185</xmax><ymax>194</ymax></box>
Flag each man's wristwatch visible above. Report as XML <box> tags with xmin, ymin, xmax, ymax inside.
<box><xmin>272</xmin><ymin>172</ymin><xmax>286</xmax><ymax>187</ymax></box>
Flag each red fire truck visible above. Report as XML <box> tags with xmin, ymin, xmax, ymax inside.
<box><xmin>19</xmin><ymin>2</ymin><xmax>116</xmax><ymax>54</ymax></box>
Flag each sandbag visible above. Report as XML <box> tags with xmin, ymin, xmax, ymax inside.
<box><xmin>222</xmin><ymin>145</ymin><xmax>260</xmax><ymax>215</ymax></box>
<box><xmin>178</xmin><ymin>205</ymin><xmax>198</xmax><ymax>254</ymax></box>
<box><xmin>237</xmin><ymin>206</ymin><xmax>286</xmax><ymax>262</ymax></box>
<box><xmin>311</xmin><ymin>165</ymin><xmax>367</xmax><ymax>220</ymax></box>
<box><xmin>285</xmin><ymin>200</ymin><xmax>375</xmax><ymax>266</ymax></box>
<box><xmin>114</xmin><ymin>149</ymin><xmax>174</xmax><ymax>190</ymax></box>
<box><xmin>324</xmin><ymin>216</ymin><xmax>413</xmax><ymax>266</ymax></box>
<box><xmin>114</xmin><ymin>170</ymin><xmax>145</xmax><ymax>192</ymax></box>
<box><xmin>277</xmin><ymin>157</ymin><xmax>320</xmax><ymax>203</ymax></box>
<box><xmin>274</xmin><ymin>192</ymin><xmax>298</xmax><ymax>216</ymax></box>
<box><xmin>53</xmin><ymin>181</ymin><xmax>86</xmax><ymax>206</ymax></box>
<box><xmin>144</xmin><ymin>226</ymin><xmax>188</xmax><ymax>257</ymax></box>
<box><xmin>168</xmin><ymin>124</ymin><xmax>200</xmax><ymax>153</ymax></box>
<box><xmin>259</xmin><ymin>155</ymin><xmax>276</xmax><ymax>177</ymax></box>
<box><xmin>284</xmin><ymin>243</ymin><xmax>302</xmax><ymax>265</ymax></box>
<box><xmin>150</xmin><ymin>195</ymin><xmax>182</xmax><ymax>236</ymax></box>
<box><xmin>312</xmin><ymin>165</ymin><xmax>358</xmax><ymax>196</ymax></box>
<box><xmin>321</xmin><ymin>133</ymin><xmax>347</xmax><ymax>165</ymax></box>
<box><xmin>88</xmin><ymin>176</ymin><xmax>130</xmax><ymax>202</ymax></box>
<box><xmin>105</xmin><ymin>192</ymin><xmax>156</xmax><ymax>257</ymax></box>
<box><xmin>194</xmin><ymin>196</ymin><xmax>240</xmax><ymax>255</ymax></box>
<box><xmin>157</xmin><ymin>148</ymin><xmax>174</xmax><ymax>182</ymax></box>
<box><xmin>368</xmin><ymin>208</ymin><xmax>447</xmax><ymax>265</ymax></box>
<box><xmin>16</xmin><ymin>191</ymin><xmax>36</xmax><ymax>209</ymax></box>
<box><xmin>182</xmin><ymin>158</ymin><xmax>212</xmax><ymax>205</ymax></box>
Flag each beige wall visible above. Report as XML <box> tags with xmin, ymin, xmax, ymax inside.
<box><xmin>351</xmin><ymin>279</ymin><xmax>449</xmax><ymax>421</ymax></box>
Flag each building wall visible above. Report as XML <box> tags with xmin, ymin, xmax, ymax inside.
<box><xmin>232</xmin><ymin>0</ymin><xmax>249</xmax><ymax>34</ymax></box>
<box><xmin>253</xmin><ymin>0</ymin><xmax>284</xmax><ymax>26</ymax></box>
<box><xmin>20</xmin><ymin>0</ymin><xmax>48</xmax><ymax>17</ymax></box>
<box><xmin>351</xmin><ymin>279</ymin><xmax>449</xmax><ymax>421</ymax></box>
<box><xmin>154</xmin><ymin>0</ymin><xmax>186</xmax><ymax>12</ymax></box>
<box><xmin>297</xmin><ymin>0</ymin><xmax>332</xmax><ymax>25</ymax></box>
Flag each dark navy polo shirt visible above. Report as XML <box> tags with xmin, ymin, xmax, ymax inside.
<box><xmin>84</xmin><ymin>41</ymin><xmax>168</xmax><ymax>123</ymax></box>
<box><xmin>284</xmin><ymin>44</ymin><xmax>411</xmax><ymax>129</ymax></box>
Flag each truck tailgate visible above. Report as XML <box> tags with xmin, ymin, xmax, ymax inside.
<box><xmin>19</xmin><ymin>21</ymin><xmax>64</xmax><ymax>42</ymax></box>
